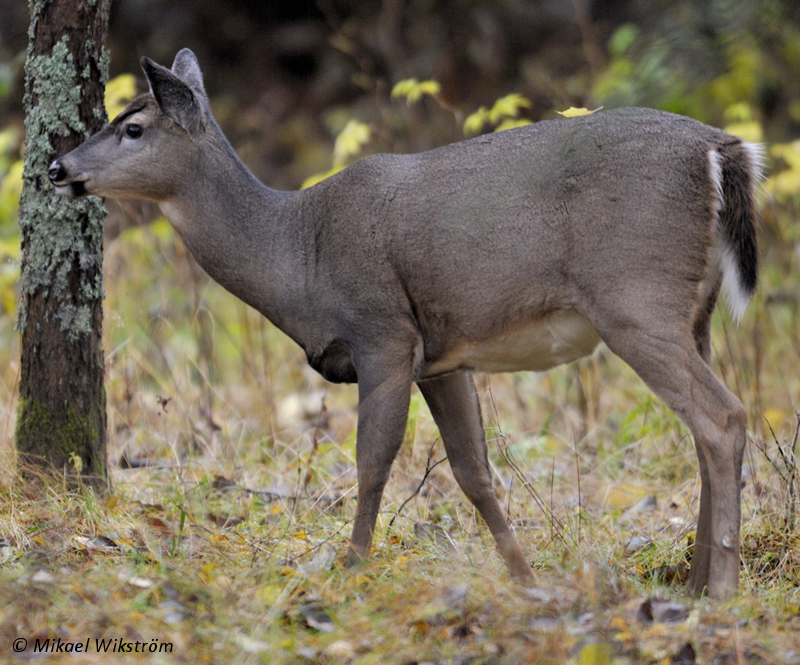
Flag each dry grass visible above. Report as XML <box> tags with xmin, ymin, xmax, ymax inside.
<box><xmin>1</xmin><ymin>210</ymin><xmax>800</xmax><ymax>664</ymax></box>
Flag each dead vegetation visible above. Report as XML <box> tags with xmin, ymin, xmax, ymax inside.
<box><xmin>0</xmin><ymin>213</ymin><xmax>799</xmax><ymax>664</ymax></box>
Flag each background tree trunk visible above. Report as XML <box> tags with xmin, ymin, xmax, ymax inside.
<box><xmin>16</xmin><ymin>0</ymin><xmax>111</xmax><ymax>491</ymax></box>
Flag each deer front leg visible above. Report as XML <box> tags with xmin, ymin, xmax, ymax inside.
<box><xmin>344</xmin><ymin>350</ymin><xmax>414</xmax><ymax>568</ymax></box>
<box><xmin>418</xmin><ymin>371</ymin><xmax>534</xmax><ymax>584</ymax></box>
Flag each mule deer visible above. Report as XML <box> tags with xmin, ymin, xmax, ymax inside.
<box><xmin>49</xmin><ymin>49</ymin><xmax>761</xmax><ymax>599</ymax></box>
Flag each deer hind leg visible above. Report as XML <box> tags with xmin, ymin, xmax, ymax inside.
<box><xmin>596</xmin><ymin>320</ymin><xmax>745</xmax><ymax>599</ymax></box>
<box><xmin>418</xmin><ymin>371</ymin><xmax>534</xmax><ymax>584</ymax></box>
<box><xmin>686</xmin><ymin>284</ymin><xmax>720</xmax><ymax>595</ymax></box>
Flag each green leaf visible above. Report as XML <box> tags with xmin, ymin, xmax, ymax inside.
<box><xmin>608</xmin><ymin>24</ymin><xmax>638</xmax><ymax>57</ymax></box>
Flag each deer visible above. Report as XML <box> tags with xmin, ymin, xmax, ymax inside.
<box><xmin>49</xmin><ymin>48</ymin><xmax>761</xmax><ymax>600</ymax></box>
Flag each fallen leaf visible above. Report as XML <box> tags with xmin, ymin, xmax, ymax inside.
<box><xmin>73</xmin><ymin>534</ymin><xmax>121</xmax><ymax>552</ymax></box>
<box><xmin>300</xmin><ymin>603</ymin><xmax>335</xmax><ymax>633</ymax></box>
<box><xmin>638</xmin><ymin>598</ymin><xmax>690</xmax><ymax>624</ymax></box>
<box><xmin>117</xmin><ymin>570</ymin><xmax>155</xmax><ymax>588</ymax></box>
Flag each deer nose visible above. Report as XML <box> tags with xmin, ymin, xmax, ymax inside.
<box><xmin>48</xmin><ymin>160</ymin><xmax>66</xmax><ymax>183</ymax></box>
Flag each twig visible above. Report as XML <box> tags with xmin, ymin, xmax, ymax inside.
<box><xmin>574</xmin><ymin>428</ymin><xmax>582</xmax><ymax>552</ymax></box>
<box><xmin>496</xmin><ymin>441</ymin><xmax>570</xmax><ymax>547</ymax></box>
<box><xmin>785</xmin><ymin>412</ymin><xmax>800</xmax><ymax>533</ymax></box>
<box><xmin>389</xmin><ymin>439</ymin><xmax>447</xmax><ymax>529</ymax></box>
<box><xmin>484</xmin><ymin>380</ymin><xmax>571</xmax><ymax>546</ymax></box>
<box><xmin>289</xmin><ymin>393</ymin><xmax>327</xmax><ymax>524</ymax></box>
<box><xmin>759</xmin><ymin>412</ymin><xmax>800</xmax><ymax>534</ymax></box>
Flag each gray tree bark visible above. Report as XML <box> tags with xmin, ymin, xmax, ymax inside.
<box><xmin>16</xmin><ymin>0</ymin><xmax>111</xmax><ymax>491</ymax></box>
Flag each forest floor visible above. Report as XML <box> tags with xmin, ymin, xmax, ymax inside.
<box><xmin>0</xmin><ymin>216</ymin><xmax>799</xmax><ymax>664</ymax></box>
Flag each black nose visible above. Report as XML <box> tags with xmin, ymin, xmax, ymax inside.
<box><xmin>48</xmin><ymin>160</ymin><xmax>66</xmax><ymax>183</ymax></box>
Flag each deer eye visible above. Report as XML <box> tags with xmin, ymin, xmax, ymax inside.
<box><xmin>125</xmin><ymin>124</ymin><xmax>143</xmax><ymax>139</ymax></box>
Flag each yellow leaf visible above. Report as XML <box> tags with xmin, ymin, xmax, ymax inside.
<box><xmin>333</xmin><ymin>120</ymin><xmax>371</xmax><ymax>166</ymax></box>
<box><xmin>105</xmin><ymin>74</ymin><xmax>137</xmax><ymax>121</ymax></box>
<box><xmin>418</xmin><ymin>80</ymin><xmax>441</xmax><ymax>97</ymax></box>
<box><xmin>301</xmin><ymin>165</ymin><xmax>345</xmax><ymax>190</ymax></box>
<box><xmin>488</xmin><ymin>93</ymin><xmax>531</xmax><ymax>125</ymax></box>
<box><xmin>494</xmin><ymin>118</ymin><xmax>532</xmax><ymax>132</ymax></box>
<box><xmin>557</xmin><ymin>106</ymin><xmax>601</xmax><ymax>118</ymax></box>
<box><xmin>391</xmin><ymin>78</ymin><xmax>441</xmax><ymax>104</ymax></box>
<box><xmin>463</xmin><ymin>107</ymin><xmax>490</xmax><ymax>136</ymax></box>
<box><xmin>391</xmin><ymin>78</ymin><xmax>419</xmax><ymax>99</ymax></box>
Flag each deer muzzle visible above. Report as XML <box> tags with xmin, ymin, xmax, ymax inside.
<box><xmin>48</xmin><ymin>159</ymin><xmax>88</xmax><ymax>198</ymax></box>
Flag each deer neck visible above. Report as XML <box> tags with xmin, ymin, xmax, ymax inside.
<box><xmin>158</xmin><ymin>135</ymin><xmax>304</xmax><ymax>331</ymax></box>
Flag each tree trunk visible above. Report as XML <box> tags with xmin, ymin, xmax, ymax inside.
<box><xmin>16</xmin><ymin>0</ymin><xmax>111</xmax><ymax>491</ymax></box>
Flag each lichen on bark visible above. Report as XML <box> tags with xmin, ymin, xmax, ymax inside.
<box><xmin>18</xmin><ymin>34</ymin><xmax>105</xmax><ymax>340</ymax></box>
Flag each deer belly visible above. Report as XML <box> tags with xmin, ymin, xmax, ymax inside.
<box><xmin>424</xmin><ymin>311</ymin><xmax>601</xmax><ymax>376</ymax></box>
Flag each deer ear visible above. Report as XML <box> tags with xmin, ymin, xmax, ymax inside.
<box><xmin>171</xmin><ymin>48</ymin><xmax>207</xmax><ymax>100</ymax></box>
<box><xmin>141</xmin><ymin>57</ymin><xmax>204</xmax><ymax>136</ymax></box>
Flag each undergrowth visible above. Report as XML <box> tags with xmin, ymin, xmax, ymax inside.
<box><xmin>0</xmin><ymin>207</ymin><xmax>798</xmax><ymax>663</ymax></box>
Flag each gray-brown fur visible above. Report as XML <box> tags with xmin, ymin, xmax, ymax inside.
<box><xmin>49</xmin><ymin>49</ymin><xmax>761</xmax><ymax>599</ymax></box>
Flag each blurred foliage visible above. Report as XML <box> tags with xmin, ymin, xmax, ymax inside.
<box><xmin>104</xmin><ymin>73</ymin><xmax>137</xmax><ymax>121</ymax></box>
<box><xmin>463</xmin><ymin>92</ymin><xmax>532</xmax><ymax>135</ymax></box>
<box><xmin>390</xmin><ymin>78</ymin><xmax>442</xmax><ymax>105</ymax></box>
<box><xmin>769</xmin><ymin>141</ymin><xmax>800</xmax><ymax>202</ymax></box>
<box><xmin>722</xmin><ymin>101</ymin><xmax>764</xmax><ymax>143</ymax></box>
<box><xmin>0</xmin><ymin>126</ymin><xmax>21</xmax><ymax>315</ymax></box>
<box><xmin>301</xmin><ymin>119</ymin><xmax>372</xmax><ymax>189</ymax></box>
<box><xmin>590</xmin><ymin>3</ymin><xmax>800</xmax><ymax>135</ymax></box>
